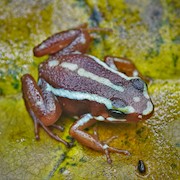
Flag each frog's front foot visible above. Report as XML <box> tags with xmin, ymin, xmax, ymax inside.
<box><xmin>103</xmin><ymin>144</ymin><xmax>130</xmax><ymax>164</ymax></box>
<box><xmin>70</xmin><ymin>114</ymin><xmax>130</xmax><ymax>164</ymax></box>
<box><xmin>93</xmin><ymin>126</ymin><xmax>130</xmax><ymax>163</ymax></box>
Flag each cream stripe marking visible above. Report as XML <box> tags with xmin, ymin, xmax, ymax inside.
<box><xmin>116</xmin><ymin>106</ymin><xmax>135</xmax><ymax>114</ymax></box>
<box><xmin>39</xmin><ymin>43</ymin><xmax>47</xmax><ymax>50</ymax></box>
<box><xmin>88</xmin><ymin>55</ymin><xmax>132</xmax><ymax>80</ymax></box>
<box><xmin>77</xmin><ymin>68</ymin><xmax>124</xmax><ymax>92</ymax></box>
<box><xmin>61</xmin><ymin>62</ymin><xmax>78</xmax><ymax>71</ymax></box>
<box><xmin>94</xmin><ymin>116</ymin><xmax>105</xmax><ymax>121</ymax></box>
<box><xmin>133</xmin><ymin>70</ymin><xmax>139</xmax><ymax>77</ymax></box>
<box><xmin>106</xmin><ymin>117</ymin><xmax>127</xmax><ymax>122</ymax></box>
<box><xmin>143</xmin><ymin>101</ymin><xmax>153</xmax><ymax>115</ymax></box>
<box><xmin>48</xmin><ymin>60</ymin><xmax>59</xmax><ymax>67</ymax></box>
<box><xmin>133</xmin><ymin>96</ymin><xmax>140</xmax><ymax>102</ymax></box>
<box><xmin>143</xmin><ymin>85</ymin><xmax>150</xmax><ymax>99</ymax></box>
<box><xmin>102</xmin><ymin>144</ymin><xmax>109</xmax><ymax>149</ymax></box>
<box><xmin>46</xmin><ymin>83</ymin><xmax>135</xmax><ymax>114</ymax></box>
<box><xmin>75</xmin><ymin>114</ymin><xmax>93</xmax><ymax>127</ymax></box>
<box><xmin>114</xmin><ymin>57</ymin><xmax>131</xmax><ymax>64</ymax></box>
<box><xmin>61</xmin><ymin>62</ymin><xmax>124</xmax><ymax>92</ymax></box>
<box><xmin>88</xmin><ymin>55</ymin><xmax>151</xmax><ymax>102</ymax></box>
<box><xmin>46</xmin><ymin>83</ymin><xmax>113</xmax><ymax>109</ymax></box>
<box><xmin>109</xmin><ymin>62</ymin><xmax>118</xmax><ymax>70</ymax></box>
<box><xmin>88</xmin><ymin>55</ymin><xmax>151</xmax><ymax>101</ymax></box>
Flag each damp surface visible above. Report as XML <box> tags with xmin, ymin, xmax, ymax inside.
<box><xmin>0</xmin><ymin>0</ymin><xmax>179</xmax><ymax>179</ymax></box>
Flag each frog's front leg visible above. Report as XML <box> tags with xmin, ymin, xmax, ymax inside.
<box><xmin>70</xmin><ymin>114</ymin><xmax>130</xmax><ymax>164</ymax></box>
<box><xmin>104</xmin><ymin>56</ymin><xmax>150</xmax><ymax>83</ymax></box>
<box><xmin>21</xmin><ymin>74</ymin><xmax>70</xmax><ymax>147</ymax></box>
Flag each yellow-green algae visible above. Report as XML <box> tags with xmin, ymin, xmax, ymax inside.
<box><xmin>0</xmin><ymin>0</ymin><xmax>179</xmax><ymax>179</ymax></box>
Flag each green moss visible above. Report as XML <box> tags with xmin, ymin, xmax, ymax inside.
<box><xmin>76</xmin><ymin>0</ymin><xmax>87</xmax><ymax>7</ymax></box>
<box><xmin>59</xmin><ymin>167</ymin><xmax>66</xmax><ymax>174</ymax></box>
<box><xmin>172</xmin><ymin>53</ymin><xmax>179</xmax><ymax>67</ymax></box>
<box><xmin>79</xmin><ymin>157</ymin><xmax>87</xmax><ymax>163</ymax></box>
<box><xmin>172</xmin><ymin>36</ymin><xmax>180</xmax><ymax>44</ymax></box>
<box><xmin>136</xmin><ymin>127</ymin><xmax>145</xmax><ymax>137</ymax></box>
<box><xmin>0</xmin><ymin>0</ymin><xmax>180</xmax><ymax>179</ymax></box>
<box><xmin>0</xmin><ymin>2</ymin><xmax>53</xmax><ymax>95</ymax></box>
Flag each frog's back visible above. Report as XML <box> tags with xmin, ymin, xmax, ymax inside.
<box><xmin>39</xmin><ymin>54</ymin><xmax>153</xmax><ymax>117</ymax></box>
<box><xmin>39</xmin><ymin>54</ymin><xmax>127</xmax><ymax>100</ymax></box>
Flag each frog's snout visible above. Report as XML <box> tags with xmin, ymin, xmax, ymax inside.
<box><xmin>126</xmin><ymin>102</ymin><xmax>154</xmax><ymax>122</ymax></box>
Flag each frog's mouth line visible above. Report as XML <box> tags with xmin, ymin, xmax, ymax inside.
<box><xmin>126</xmin><ymin>110</ymin><xmax>154</xmax><ymax>122</ymax></box>
<box><xmin>100</xmin><ymin>109</ymin><xmax>154</xmax><ymax>123</ymax></box>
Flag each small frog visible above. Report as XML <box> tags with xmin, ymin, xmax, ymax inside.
<box><xmin>21</xmin><ymin>24</ymin><xmax>154</xmax><ymax>163</ymax></box>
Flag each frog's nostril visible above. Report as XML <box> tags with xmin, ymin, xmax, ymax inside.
<box><xmin>130</xmin><ymin>78</ymin><xmax>145</xmax><ymax>92</ymax></box>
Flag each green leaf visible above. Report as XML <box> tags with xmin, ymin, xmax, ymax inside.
<box><xmin>0</xmin><ymin>0</ymin><xmax>179</xmax><ymax>179</ymax></box>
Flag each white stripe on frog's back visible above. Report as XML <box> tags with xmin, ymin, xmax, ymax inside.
<box><xmin>77</xmin><ymin>68</ymin><xmax>124</xmax><ymax>92</ymax></box>
<box><xmin>87</xmin><ymin>55</ymin><xmax>132</xmax><ymax>81</ymax></box>
<box><xmin>48</xmin><ymin>60</ymin><xmax>59</xmax><ymax>67</ymax></box>
<box><xmin>60</xmin><ymin>61</ymin><xmax>78</xmax><ymax>71</ymax></box>
<box><xmin>87</xmin><ymin>55</ymin><xmax>152</xmax><ymax>101</ymax></box>
<box><xmin>61</xmin><ymin>61</ymin><xmax>124</xmax><ymax>92</ymax></box>
<box><xmin>46</xmin><ymin>82</ymin><xmax>136</xmax><ymax>115</ymax></box>
<box><xmin>46</xmin><ymin>83</ymin><xmax>113</xmax><ymax>109</ymax></box>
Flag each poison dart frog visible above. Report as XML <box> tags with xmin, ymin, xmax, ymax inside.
<box><xmin>21</xmin><ymin>24</ymin><xmax>154</xmax><ymax>163</ymax></box>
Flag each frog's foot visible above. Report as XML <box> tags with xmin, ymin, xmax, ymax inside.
<box><xmin>93</xmin><ymin>126</ymin><xmax>130</xmax><ymax>163</ymax></box>
<box><xmin>51</xmin><ymin>124</ymin><xmax>64</xmax><ymax>131</ymax></box>
<box><xmin>21</xmin><ymin>74</ymin><xmax>72</xmax><ymax>148</ymax></box>
<box><xmin>30</xmin><ymin>109</ymin><xmax>71</xmax><ymax>148</ymax></box>
<box><xmin>98</xmin><ymin>135</ymin><xmax>130</xmax><ymax>163</ymax></box>
<box><xmin>93</xmin><ymin>126</ymin><xmax>119</xmax><ymax>144</ymax></box>
<box><xmin>103</xmin><ymin>144</ymin><xmax>130</xmax><ymax>164</ymax></box>
<box><xmin>70</xmin><ymin>114</ymin><xmax>130</xmax><ymax>164</ymax></box>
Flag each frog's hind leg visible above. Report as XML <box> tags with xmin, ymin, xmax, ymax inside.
<box><xmin>33</xmin><ymin>29</ymin><xmax>81</xmax><ymax>57</ymax></box>
<box><xmin>104</xmin><ymin>56</ymin><xmax>151</xmax><ymax>83</ymax></box>
<box><xmin>21</xmin><ymin>74</ymin><xmax>70</xmax><ymax>147</ymax></box>
<box><xmin>33</xmin><ymin>23</ymin><xmax>112</xmax><ymax>57</ymax></box>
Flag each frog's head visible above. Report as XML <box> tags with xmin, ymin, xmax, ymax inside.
<box><xmin>108</xmin><ymin>78</ymin><xmax>154</xmax><ymax>122</ymax></box>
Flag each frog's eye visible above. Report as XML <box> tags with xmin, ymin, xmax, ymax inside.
<box><xmin>130</xmin><ymin>78</ymin><xmax>144</xmax><ymax>92</ymax></box>
<box><xmin>109</xmin><ymin>109</ymin><xmax>126</xmax><ymax>119</ymax></box>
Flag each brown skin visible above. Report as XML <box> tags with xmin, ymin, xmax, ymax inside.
<box><xmin>104</xmin><ymin>56</ymin><xmax>151</xmax><ymax>83</ymax></box>
<box><xmin>21</xmin><ymin>25</ymin><xmax>154</xmax><ymax>163</ymax></box>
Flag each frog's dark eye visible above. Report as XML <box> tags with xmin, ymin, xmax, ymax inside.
<box><xmin>109</xmin><ymin>109</ymin><xmax>126</xmax><ymax>119</ymax></box>
<box><xmin>130</xmin><ymin>78</ymin><xmax>145</xmax><ymax>92</ymax></box>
